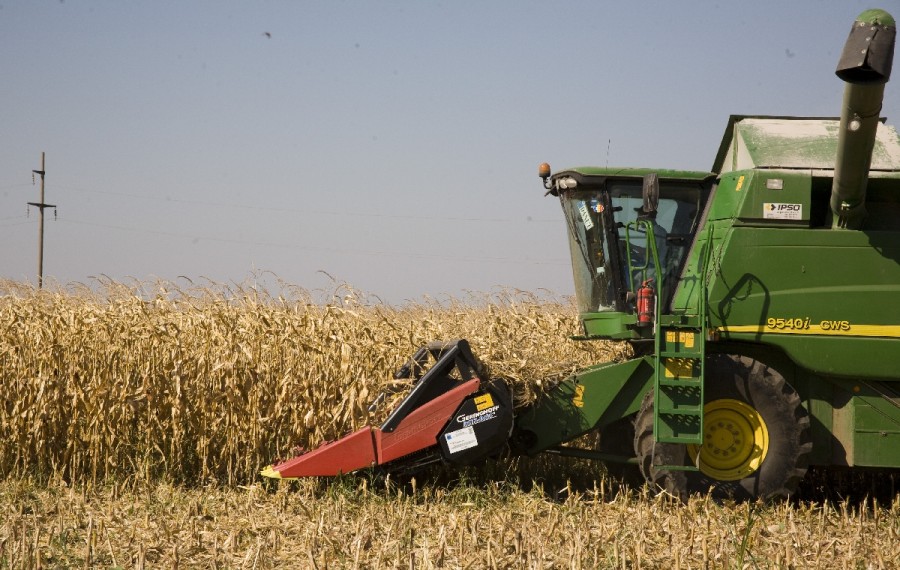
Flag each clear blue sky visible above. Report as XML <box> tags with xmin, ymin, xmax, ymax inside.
<box><xmin>2</xmin><ymin>1</ymin><xmax>897</xmax><ymax>303</ymax></box>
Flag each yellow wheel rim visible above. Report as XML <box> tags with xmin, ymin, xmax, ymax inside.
<box><xmin>687</xmin><ymin>399</ymin><xmax>769</xmax><ymax>481</ymax></box>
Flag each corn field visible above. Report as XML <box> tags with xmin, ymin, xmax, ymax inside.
<box><xmin>0</xmin><ymin>278</ymin><xmax>625</xmax><ymax>486</ymax></box>
<box><xmin>3</xmin><ymin>278</ymin><xmax>900</xmax><ymax>569</ymax></box>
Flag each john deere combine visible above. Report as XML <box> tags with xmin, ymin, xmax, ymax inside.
<box><xmin>263</xmin><ymin>9</ymin><xmax>899</xmax><ymax>500</ymax></box>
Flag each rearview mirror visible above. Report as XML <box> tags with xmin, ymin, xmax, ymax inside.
<box><xmin>641</xmin><ymin>173</ymin><xmax>660</xmax><ymax>218</ymax></box>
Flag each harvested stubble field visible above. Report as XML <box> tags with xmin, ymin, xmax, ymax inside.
<box><xmin>1</xmin><ymin>279</ymin><xmax>899</xmax><ymax>569</ymax></box>
<box><xmin>2</xmin><ymin>477</ymin><xmax>898</xmax><ymax>569</ymax></box>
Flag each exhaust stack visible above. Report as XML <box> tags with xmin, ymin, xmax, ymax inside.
<box><xmin>831</xmin><ymin>9</ymin><xmax>895</xmax><ymax>229</ymax></box>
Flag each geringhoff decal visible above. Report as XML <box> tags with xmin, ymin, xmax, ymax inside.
<box><xmin>455</xmin><ymin>405</ymin><xmax>499</xmax><ymax>428</ymax></box>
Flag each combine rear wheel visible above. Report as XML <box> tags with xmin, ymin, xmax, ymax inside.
<box><xmin>634</xmin><ymin>355</ymin><xmax>812</xmax><ymax>501</ymax></box>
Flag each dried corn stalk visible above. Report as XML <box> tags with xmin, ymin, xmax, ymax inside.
<box><xmin>0</xmin><ymin>278</ymin><xmax>627</xmax><ymax>485</ymax></box>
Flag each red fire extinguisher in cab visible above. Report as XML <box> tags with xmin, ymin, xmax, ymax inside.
<box><xmin>637</xmin><ymin>279</ymin><xmax>655</xmax><ymax>327</ymax></box>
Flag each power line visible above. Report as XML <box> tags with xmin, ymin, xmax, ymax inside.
<box><xmin>0</xmin><ymin>215</ymin><xmax>30</xmax><ymax>223</ymax></box>
<box><xmin>0</xmin><ymin>183</ymin><xmax>33</xmax><ymax>191</ymax></box>
<box><xmin>54</xmin><ymin>217</ymin><xmax>569</xmax><ymax>267</ymax></box>
<box><xmin>54</xmin><ymin>185</ymin><xmax>561</xmax><ymax>224</ymax></box>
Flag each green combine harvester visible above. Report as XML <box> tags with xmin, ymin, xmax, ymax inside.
<box><xmin>263</xmin><ymin>9</ymin><xmax>899</xmax><ymax>501</ymax></box>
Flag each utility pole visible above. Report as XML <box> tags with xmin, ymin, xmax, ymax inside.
<box><xmin>29</xmin><ymin>152</ymin><xmax>56</xmax><ymax>288</ymax></box>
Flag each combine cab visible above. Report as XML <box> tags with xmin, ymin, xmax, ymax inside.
<box><xmin>263</xmin><ymin>9</ymin><xmax>900</xmax><ymax>501</ymax></box>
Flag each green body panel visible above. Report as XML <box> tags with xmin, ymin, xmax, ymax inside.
<box><xmin>560</xmin><ymin>166</ymin><xmax>712</xmax><ymax>181</ymax></box>
<box><xmin>578</xmin><ymin>311</ymin><xmax>640</xmax><ymax>339</ymax></box>
<box><xmin>856</xmin><ymin>8</ymin><xmax>895</xmax><ymax>25</ymax></box>
<box><xmin>732</xmin><ymin>171</ymin><xmax>812</xmax><ymax>227</ymax></box>
<box><xmin>679</xmin><ymin>216</ymin><xmax>900</xmax><ymax>377</ymax></box>
<box><xmin>828</xmin><ymin>378</ymin><xmax>900</xmax><ymax>467</ymax></box>
<box><xmin>514</xmin><ymin>357</ymin><xmax>654</xmax><ymax>455</ymax></box>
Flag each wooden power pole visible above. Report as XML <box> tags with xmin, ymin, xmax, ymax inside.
<box><xmin>29</xmin><ymin>152</ymin><xmax>56</xmax><ymax>288</ymax></box>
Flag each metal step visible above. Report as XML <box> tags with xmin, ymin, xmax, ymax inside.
<box><xmin>654</xmin><ymin>325</ymin><xmax>705</xmax><ymax>445</ymax></box>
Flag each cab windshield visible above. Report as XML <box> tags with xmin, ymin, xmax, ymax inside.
<box><xmin>560</xmin><ymin>179</ymin><xmax>704</xmax><ymax>315</ymax></box>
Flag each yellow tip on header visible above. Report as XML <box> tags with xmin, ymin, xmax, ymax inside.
<box><xmin>260</xmin><ymin>465</ymin><xmax>282</xmax><ymax>479</ymax></box>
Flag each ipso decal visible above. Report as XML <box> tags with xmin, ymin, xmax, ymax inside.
<box><xmin>763</xmin><ymin>203</ymin><xmax>802</xmax><ymax>220</ymax></box>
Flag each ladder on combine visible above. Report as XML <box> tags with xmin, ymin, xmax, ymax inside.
<box><xmin>626</xmin><ymin>220</ymin><xmax>709</xmax><ymax>467</ymax></box>
<box><xmin>654</xmin><ymin>320</ymin><xmax>705</xmax><ymax>448</ymax></box>
<box><xmin>650</xmin><ymin>227</ymin><xmax>714</xmax><ymax>470</ymax></box>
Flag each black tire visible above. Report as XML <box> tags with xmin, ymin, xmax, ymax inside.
<box><xmin>598</xmin><ymin>414</ymin><xmax>644</xmax><ymax>487</ymax></box>
<box><xmin>634</xmin><ymin>354</ymin><xmax>812</xmax><ymax>501</ymax></box>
